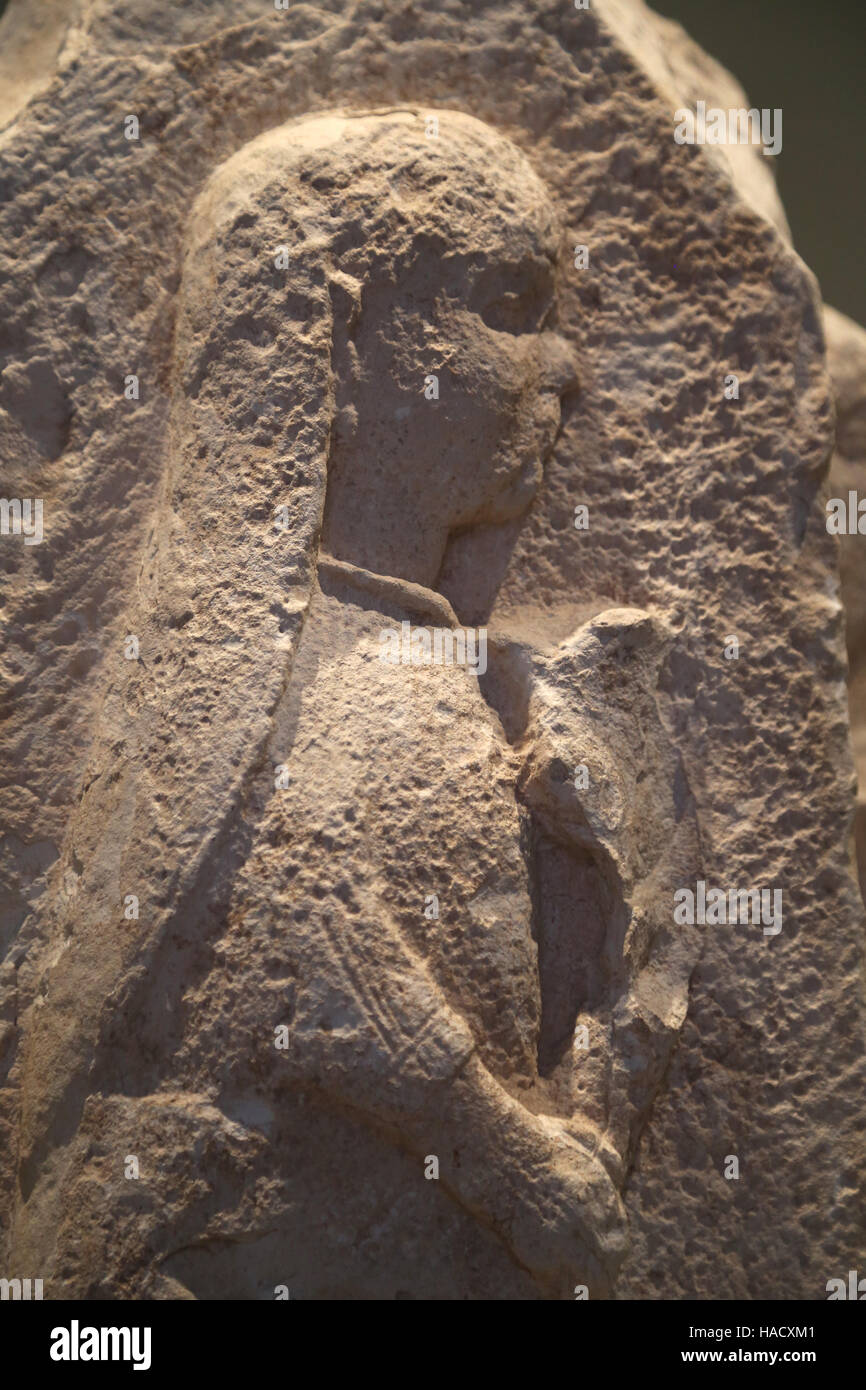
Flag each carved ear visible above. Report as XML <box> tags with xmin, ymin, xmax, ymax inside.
<box><xmin>327</xmin><ymin>269</ymin><xmax>362</xmax><ymax>445</ymax></box>
<box><xmin>328</xmin><ymin>268</ymin><xmax>362</xmax><ymax>331</ymax></box>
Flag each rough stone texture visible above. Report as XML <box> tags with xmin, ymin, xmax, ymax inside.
<box><xmin>1</xmin><ymin>0</ymin><xmax>864</xmax><ymax>1299</ymax></box>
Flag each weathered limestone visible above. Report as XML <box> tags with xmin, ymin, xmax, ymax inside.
<box><xmin>1</xmin><ymin>0</ymin><xmax>864</xmax><ymax>1299</ymax></box>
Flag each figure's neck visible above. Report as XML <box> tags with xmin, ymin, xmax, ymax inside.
<box><xmin>320</xmin><ymin>484</ymin><xmax>446</xmax><ymax>591</ymax></box>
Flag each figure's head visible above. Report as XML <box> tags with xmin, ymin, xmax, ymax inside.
<box><xmin>302</xmin><ymin>112</ymin><xmax>580</xmax><ymax>582</ymax></box>
<box><xmin>181</xmin><ymin>109</ymin><xmax>579</xmax><ymax>589</ymax></box>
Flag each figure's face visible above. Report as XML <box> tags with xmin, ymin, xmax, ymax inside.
<box><xmin>433</xmin><ymin>249</ymin><xmax>580</xmax><ymax>525</ymax></box>
<box><xmin>352</xmin><ymin>230</ymin><xmax>579</xmax><ymax>534</ymax></box>
<box><xmin>321</xmin><ymin>132</ymin><xmax>580</xmax><ymax>584</ymax></box>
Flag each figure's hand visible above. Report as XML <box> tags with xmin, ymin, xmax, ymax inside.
<box><xmin>505</xmin><ymin>1115</ymin><xmax>628</xmax><ymax>1298</ymax></box>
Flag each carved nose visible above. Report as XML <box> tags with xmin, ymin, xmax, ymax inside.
<box><xmin>540</xmin><ymin>332</ymin><xmax>580</xmax><ymax>395</ymax></box>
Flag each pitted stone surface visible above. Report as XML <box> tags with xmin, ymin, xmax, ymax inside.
<box><xmin>1</xmin><ymin>0</ymin><xmax>864</xmax><ymax>1299</ymax></box>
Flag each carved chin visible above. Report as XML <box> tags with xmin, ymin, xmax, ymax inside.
<box><xmin>486</xmin><ymin>401</ymin><xmax>563</xmax><ymax>521</ymax></box>
<box><xmin>484</xmin><ymin>454</ymin><xmax>544</xmax><ymax>522</ymax></box>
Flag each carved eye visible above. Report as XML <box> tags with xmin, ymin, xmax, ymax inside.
<box><xmin>477</xmin><ymin>262</ymin><xmax>555</xmax><ymax>334</ymax></box>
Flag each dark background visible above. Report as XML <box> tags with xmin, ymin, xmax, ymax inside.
<box><xmin>0</xmin><ymin>0</ymin><xmax>861</xmax><ymax>322</ymax></box>
<box><xmin>653</xmin><ymin>0</ymin><xmax>864</xmax><ymax>325</ymax></box>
